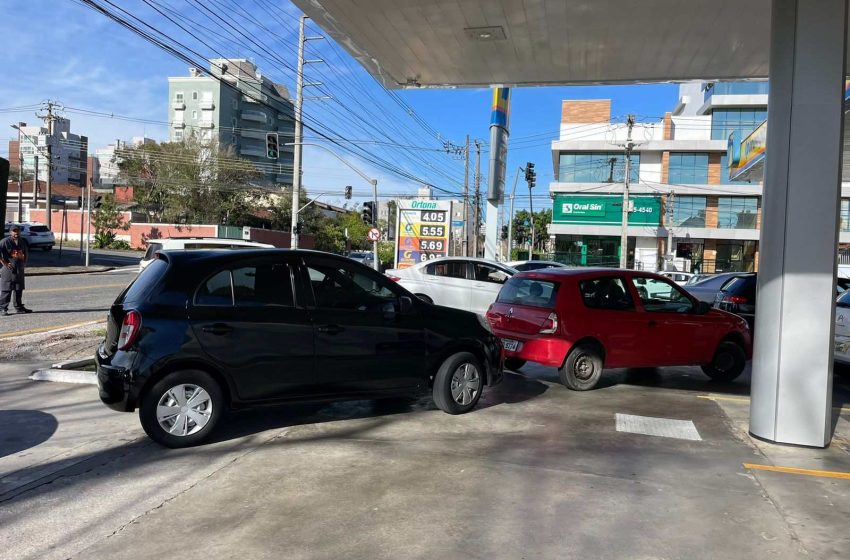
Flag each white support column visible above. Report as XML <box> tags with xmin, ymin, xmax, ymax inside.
<box><xmin>484</xmin><ymin>200</ymin><xmax>499</xmax><ymax>260</ymax></box>
<box><xmin>750</xmin><ymin>0</ymin><xmax>848</xmax><ymax>447</ymax></box>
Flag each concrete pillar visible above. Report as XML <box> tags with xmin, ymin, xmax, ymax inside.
<box><xmin>750</xmin><ymin>0</ymin><xmax>848</xmax><ymax>447</ymax></box>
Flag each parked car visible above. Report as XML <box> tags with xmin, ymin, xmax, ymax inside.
<box><xmin>485</xmin><ymin>268</ymin><xmax>751</xmax><ymax>390</ymax></box>
<box><xmin>505</xmin><ymin>260</ymin><xmax>571</xmax><ymax>272</ymax></box>
<box><xmin>97</xmin><ymin>249</ymin><xmax>502</xmax><ymax>447</ymax></box>
<box><xmin>386</xmin><ymin>257</ymin><xmax>517</xmax><ymax>315</ymax></box>
<box><xmin>834</xmin><ymin>290</ymin><xmax>850</xmax><ymax>365</ymax></box>
<box><xmin>713</xmin><ymin>274</ymin><xmax>757</xmax><ymax>331</ymax></box>
<box><xmin>683</xmin><ymin>272</ymin><xmax>747</xmax><ymax>303</ymax></box>
<box><xmin>3</xmin><ymin>222</ymin><xmax>55</xmax><ymax>251</ymax></box>
<box><xmin>348</xmin><ymin>251</ymin><xmax>375</xmax><ymax>266</ymax></box>
<box><xmin>139</xmin><ymin>237</ymin><xmax>275</xmax><ymax>271</ymax></box>
<box><xmin>659</xmin><ymin>271</ymin><xmax>693</xmax><ymax>285</ymax></box>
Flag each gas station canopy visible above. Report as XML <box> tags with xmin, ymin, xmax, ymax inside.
<box><xmin>290</xmin><ymin>0</ymin><xmax>847</xmax><ymax>88</ymax></box>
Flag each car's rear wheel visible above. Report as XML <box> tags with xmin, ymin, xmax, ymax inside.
<box><xmin>415</xmin><ymin>293</ymin><xmax>433</xmax><ymax>304</ymax></box>
<box><xmin>139</xmin><ymin>370</ymin><xmax>223</xmax><ymax>448</ymax></box>
<box><xmin>504</xmin><ymin>358</ymin><xmax>526</xmax><ymax>371</ymax></box>
<box><xmin>433</xmin><ymin>352</ymin><xmax>483</xmax><ymax>414</ymax></box>
<box><xmin>560</xmin><ymin>343</ymin><xmax>604</xmax><ymax>391</ymax></box>
<box><xmin>701</xmin><ymin>341</ymin><xmax>746</xmax><ymax>382</ymax></box>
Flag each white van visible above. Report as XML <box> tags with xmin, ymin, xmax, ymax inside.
<box><xmin>139</xmin><ymin>238</ymin><xmax>276</xmax><ymax>271</ymax></box>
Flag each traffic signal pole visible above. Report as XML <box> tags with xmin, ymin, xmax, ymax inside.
<box><xmin>372</xmin><ymin>179</ymin><xmax>379</xmax><ymax>271</ymax></box>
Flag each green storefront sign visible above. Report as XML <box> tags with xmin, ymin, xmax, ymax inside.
<box><xmin>552</xmin><ymin>194</ymin><xmax>661</xmax><ymax>226</ymax></box>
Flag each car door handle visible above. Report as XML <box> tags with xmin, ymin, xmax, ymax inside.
<box><xmin>317</xmin><ymin>324</ymin><xmax>345</xmax><ymax>335</ymax></box>
<box><xmin>202</xmin><ymin>323</ymin><xmax>233</xmax><ymax>336</ymax></box>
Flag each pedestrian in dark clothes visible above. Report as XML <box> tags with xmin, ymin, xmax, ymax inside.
<box><xmin>0</xmin><ymin>225</ymin><xmax>33</xmax><ymax>316</ymax></box>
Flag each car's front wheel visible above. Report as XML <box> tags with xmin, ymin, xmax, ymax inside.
<box><xmin>701</xmin><ymin>341</ymin><xmax>746</xmax><ymax>382</ymax></box>
<box><xmin>433</xmin><ymin>352</ymin><xmax>483</xmax><ymax>414</ymax></box>
<box><xmin>139</xmin><ymin>370</ymin><xmax>223</xmax><ymax>448</ymax></box>
<box><xmin>560</xmin><ymin>343</ymin><xmax>604</xmax><ymax>391</ymax></box>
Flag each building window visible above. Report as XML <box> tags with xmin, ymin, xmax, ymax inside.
<box><xmin>175</xmin><ymin>92</ymin><xmax>184</xmax><ymax>103</ymax></box>
<box><xmin>231</xmin><ymin>117</ymin><xmax>238</xmax><ymax>129</ymax></box>
<box><xmin>670</xmin><ymin>196</ymin><xmax>706</xmax><ymax>227</ymax></box>
<box><xmin>717</xmin><ymin>197</ymin><xmax>758</xmax><ymax>229</ymax></box>
<box><xmin>232</xmin><ymin>99</ymin><xmax>238</xmax><ymax>110</ymax></box>
<box><xmin>192</xmin><ymin>91</ymin><xmax>198</xmax><ymax>100</ymax></box>
<box><xmin>174</xmin><ymin>130</ymin><xmax>184</xmax><ymax>141</ymax></box>
<box><xmin>718</xmin><ymin>153</ymin><xmax>749</xmax><ymax>184</ymax></box>
<box><xmin>558</xmin><ymin>152</ymin><xmax>639</xmax><ymax>183</ymax></box>
<box><xmin>192</xmin><ymin>110</ymin><xmax>197</xmax><ymax>120</ymax></box>
<box><xmin>668</xmin><ymin>153</ymin><xmax>709</xmax><ymax>184</ymax></box>
<box><xmin>711</xmin><ymin>108</ymin><xmax>767</xmax><ymax>141</ymax></box>
<box><xmin>841</xmin><ymin>200</ymin><xmax>850</xmax><ymax>232</ymax></box>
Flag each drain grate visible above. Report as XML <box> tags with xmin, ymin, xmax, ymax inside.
<box><xmin>615</xmin><ymin>413</ymin><xmax>702</xmax><ymax>441</ymax></box>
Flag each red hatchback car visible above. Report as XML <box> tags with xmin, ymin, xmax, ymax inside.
<box><xmin>485</xmin><ymin>269</ymin><xmax>752</xmax><ymax>391</ymax></box>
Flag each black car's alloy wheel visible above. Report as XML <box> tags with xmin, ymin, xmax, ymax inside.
<box><xmin>140</xmin><ymin>369</ymin><xmax>223</xmax><ymax>448</ymax></box>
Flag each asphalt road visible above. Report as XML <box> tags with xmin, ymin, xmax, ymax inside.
<box><xmin>0</xmin><ymin>268</ymin><xmax>138</xmax><ymax>337</ymax></box>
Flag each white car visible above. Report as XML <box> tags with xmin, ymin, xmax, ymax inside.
<box><xmin>386</xmin><ymin>257</ymin><xmax>517</xmax><ymax>315</ymax></box>
<box><xmin>835</xmin><ymin>290</ymin><xmax>850</xmax><ymax>364</ymax></box>
<box><xmin>505</xmin><ymin>260</ymin><xmax>571</xmax><ymax>272</ymax></box>
<box><xmin>660</xmin><ymin>271</ymin><xmax>694</xmax><ymax>285</ymax></box>
<box><xmin>3</xmin><ymin>222</ymin><xmax>55</xmax><ymax>251</ymax></box>
<box><xmin>140</xmin><ymin>238</ymin><xmax>275</xmax><ymax>271</ymax></box>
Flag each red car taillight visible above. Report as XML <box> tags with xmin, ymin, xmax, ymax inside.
<box><xmin>722</xmin><ymin>295</ymin><xmax>749</xmax><ymax>304</ymax></box>
<box><xmin>539</xmin><ymin>312</ymin><xmax>559</xmax><ymax>334</ymax></box>
<box><xmin>386</xmin><ymin>275</ymin><xmax>401</xmax><ymax>282</ymax></box>
<box><xmin>117</xmin><ymin>310</ymin><xmax>142</xmax><ymax>351</ymax></box>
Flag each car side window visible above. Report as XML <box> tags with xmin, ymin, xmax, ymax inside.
<box><xmin>195</xmin><ymin>270</ymin><xmax>233</xmax><ymax>306</ymax></box>
<box><xmin>426</xmin><ymin>261</ymin><xmax>468</xmax><ymax>279</ymax></box>
<box><xmin>579</xmin><ymin>278</ymin><xmax>634</xmax><ymax>311</ymax></box>
<box><xmin>631</xmin><ymin>277</ymin><xmax>694</xmax><ymax>313</ymax></box>
<box><xmin>307</xmin><ymin>264</ymin><xmax>396</xmax><ymax>311</ymax></box>
<box><xmin>232</xmin><ymin>264</ymin><xmax>294</xmax><ymax>307</ymax></box>
<box><xmin>473</xmin><ymin>263</ymin><xmax>510</xmax><ymax>284</ymax></box>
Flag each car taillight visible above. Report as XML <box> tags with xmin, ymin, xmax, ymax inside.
<box><xmin>117</xmin><ymin>310</ymin><xmax>142</xmax><ymax>351</ymax></box>
<box><xmin>539</xmin><ymin>312</ymin><xmax>559</xmax><ymax>334</ymax></box>
<box><xmin>387</xmin><ymin>275</ymin><xmax>401</xmax><ymax>282</ymax></box>
<box><xmin>722</xmin><ymin>295</ymin><xmax>749</xmax><ymax>304</ymax></box>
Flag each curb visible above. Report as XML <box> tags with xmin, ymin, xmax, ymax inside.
<box><xmin>30</xmin><ymin>369</ymin><xmax>97</xmax><ymax>385</ymax></box>
<box><xmin>27</xmin><ymin>266</ymin><xmax>115</xmax><ymax>276</ymax></box>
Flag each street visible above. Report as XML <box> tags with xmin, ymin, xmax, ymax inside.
<box><xmin>2</xmin><ymin>357</ymin><xmax>850</xmax><ymax>559</ymax></box>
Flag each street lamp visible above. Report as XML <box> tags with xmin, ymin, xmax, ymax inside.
<box><xmin>285</xmin><ymin>142</ymin><xmax>380</xmax><ymax>271</ymax></box>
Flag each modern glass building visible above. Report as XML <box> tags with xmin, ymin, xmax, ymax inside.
<box><xmin>167</xmin><ymin>59</ymin><xmax>295</xmax><ymax>187</ymax></box>
<box><xmin>548</xmin><ymin>82</ymin><xmax>768</xmax><ymax>272</ymax></box>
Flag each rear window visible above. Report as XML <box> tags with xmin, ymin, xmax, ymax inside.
<box><xmin>144</xmin><ymin>242</ymin><xmax>163</xmax><ymax>260</ymax></box>
<box><xmin>29</xmin><ymin>225</ymin><xmax>50</xmax><ymax>233</ymax></box>
<box><xmin>497</xmin><ymin>277</ymin><xmax>559</xmax><ymax>308</ymax></box>
<box><xmin>721</xmin><ymin>276</ymin><xmax>756</xmax><ymax>299</ymax></box>
<box><xmin>122</xmin><ymin>258</ymin><xmax>168</xmax><ymax>305</ymax></box>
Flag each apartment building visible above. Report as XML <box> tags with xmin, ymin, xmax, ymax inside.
<box><xmin>9</xmin><ymin>118</ymin><xmax>88</xmax><ymax>187</ymax></box>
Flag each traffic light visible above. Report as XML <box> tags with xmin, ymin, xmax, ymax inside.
<box><xmin>266</xmin><ymin>132</ymin><xmax>279</xmax><ymax>160</ymax></box>
<box><xmin>294</xmin><ymin>222</ymin><xmax>303</xmax><ymax>234</ymax></box>
<box><xmin>525</xmin><ymin>161</ymin><xmax>536</xmax><ymax>188</ymax></box>
<box><xmin>344</xmin><ymin>185</ymin><xmax>352</xmax><ymax>199</ymax></box>
<box><xmin>94</xmin><ymin>195</ymin><xmax>103</xmax><ymax>209</ymax></box>
<box><xmin>361</xmin><ymin>201</ymin><xmax>374</xmax><ymax>225</ymax></box>
<box><xmin>500</xmin><ymin>225</ymin><xmax>508</xmax><ymax>240</ymax></box>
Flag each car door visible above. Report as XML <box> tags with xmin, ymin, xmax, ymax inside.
<box><xmin>189</xmin><ymin>256</ymin><xmax>315</xmax><ymax>401</ymax></box>
<box><xmin>469</xmin><ymin>263</ymin><xmax>512</xmax><ymax>315</ymax></box>
<box><xmin>422</xmin><ymin>260</ymin><xmax>474</xmax><ymax>311</ymax></box>
<box><xmin>835</xmin><ymin>291</ymin><xmax>850</xmax><ymax>362</ymax></box>
<box><xmin>302</xmin><ymin>256</ymin><xmax>427</xmax><ymax>395</ymax></box>
<box><xmin>628</xmin><ymin>275</ymin><xmax>709</xmax><ymax>366</ymax></box>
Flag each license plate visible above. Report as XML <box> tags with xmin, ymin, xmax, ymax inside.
<box><xmin>502</xmin><ymin>338</ymin><xmax>519</xmax><ymax>352</ymax></box>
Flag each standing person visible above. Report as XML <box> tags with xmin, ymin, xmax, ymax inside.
<box><xmin>0</xmin><ymin>225</ymin><xmax>33</xmax><ymax>316</ymax></box>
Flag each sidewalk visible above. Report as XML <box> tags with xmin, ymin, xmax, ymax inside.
<box><xmin>25</xmin><ymin>246</ymin><xmax>141</xmax><ymax>276</ymax></box>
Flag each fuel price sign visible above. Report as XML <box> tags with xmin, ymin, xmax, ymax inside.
<box><xmin>394</xmin><ymin>199</ymin><xmax>453</xmax><ymax>269</ymax></box>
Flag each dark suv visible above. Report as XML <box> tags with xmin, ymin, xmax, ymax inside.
<box><xmin>713</xmin><ymin>273</ymin><xmax>757</xmax><ymax>331</ymax></box>
<box><xmin>97</xmin><ymin>250</ymin><xmax>502</xmax><ymax>447</ymax></box>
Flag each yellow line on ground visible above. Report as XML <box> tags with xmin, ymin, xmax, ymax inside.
<box><xmin>698</xmin><ymin>394</ymin><xmax>850</xmax><ymax>414</ymax></box>
<box><xmin>744</xmin><ymin>463</ymin><xmax>850</xmax><ymax>480</ymax></box>
<box><xmin>26</xmin><ymin>283</ymin><xmax>127</xmax><ymax>294</ymax></box>
<box><xmin>0</xmin><ymin>320</ymin><xmax>103</xmax><ymax>339</ymax></box>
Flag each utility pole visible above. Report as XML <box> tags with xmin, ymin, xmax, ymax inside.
<box><xmin>37</xmin><ymin>101</ymin><xmax>59</xmax><ymax>230</ymax></box>
<box><xmin>665</xmin><ymin>191</ymin><xmax>675</xmax><ymax>272</ymax></box>
<box><xmin>33</xmin><ymin>155</ymin><xmax>38</xmax><ymax>207</ymax></box>
<box><xmin>16</xmin><ymin>122</ymin><xmax>25</xmax><ymax>220</ymax></box>
<box><xmin>507</xmin><ymin>166</ymin><xmax>523</xmax><ymax>261</ymax></box>
<box><xmin>473</xmin><ymin>140</ymin><xmax>481</xmax><ymax>257</ymax></box>
<box><xmin>525</xmin><ymin>162</ymin><xmax>537</xmax><ymax>260</ymax></box>
<box><xmin>85</xmin><ymin>177</ymin><xmax>93</xmax><ymax>267</ymax></box>
<box><xmin>290</xmin><ymin>16</ymin><xmax>324</xmax><ymax>249</ymax></box>
<box><xmin>462</xmin><ymin>135</ymin><xmax>470</xmax><ymax>257</ymax></box>
<box><xmin>619</xmin><ymin>115</ymin><xmax>636</xmax><ymax>269</ymax></box>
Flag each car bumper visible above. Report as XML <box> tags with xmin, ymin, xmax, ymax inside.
<box><xmin>493</xmin><ymin>330</ymin><xmax>571</xmax><ymax>368</ymax></box>
<box><xmin>96</xmin><ymin>348</ymin><xmax>137</xmax><ymax>412</ymax></box>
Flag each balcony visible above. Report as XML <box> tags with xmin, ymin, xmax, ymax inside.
<box><xmin>200</xmin><ymin>100</ymin><xmax>215</xmax><ymax>110</ymax></box>
<box><xmin>241</xmin><ymin>110</ymin><xmax>267</xmax><ymax>123</ymax></box>
<box><xmin>172</xmin><ymin>101</ymin><xmax>185</xmax><ymax>110</ymax></box>
<box><xmin>172</xmin><ymin>121</ymin><xmax>185</xmax><ymax>129</ymax></box>
<box><xmin>239</xmin><ymin>147</ymin><xmax>265</xmax><ymax>158</ymax></box>
<box><xmin>199</xmin><ymin>121</ymin><xmax>215</xmax><ymax>129</ymax></box>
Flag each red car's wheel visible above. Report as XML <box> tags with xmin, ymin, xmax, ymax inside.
<box><xmin>560</xmin><ymin>343</ymin><xmax>604</xmax><ymax>391</ymax></box>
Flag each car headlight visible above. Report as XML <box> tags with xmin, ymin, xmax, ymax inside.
<box><xmin>477</xmin><ymin>313</ymin><xmax>494</xmax><ymax>334</ymax></box>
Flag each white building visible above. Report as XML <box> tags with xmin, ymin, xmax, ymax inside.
<box><xmin>95</xmin><ymin>137</ymin><xmax>156</xmax><ymax>189</ymax></box>
<box><xmin>17</xmin><ymin>118</ymin><xmax>88</xmax><ymax>186</ymax></box>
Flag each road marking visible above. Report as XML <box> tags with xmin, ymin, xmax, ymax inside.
<box><xmin>698</xmin><ymin>394</ymin><xmax>850</xmax><ymax>414</ymax></box>
<box><xmin>615</xmin><ymin>413</ymin><xmax>702</xmax><ymax>441</ymax></box>
<box><xmin>26</xmin><ymin>283</ymin><xmax>127</xmax><ymax>294</ymax></box>
<box><xmin>0</xmin><ymin>320</ymin><xmax>103</xmax><ymax>339</ymax></box>
<box><xmin>743</xmin><ymin>463</ymin><xmax>850</xmax><ymax>480</ymax></box>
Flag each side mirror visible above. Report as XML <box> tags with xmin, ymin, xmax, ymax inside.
<box><xmin>382</xmin><ymin>301</ymin><xmax>397</xmax><ymax>321</ymax></box>
<box><xmin>697</xmin><ymin>301</ymin><xmax>711</xmax><ymax>314</ymax></box>
<box><xmin>398</xmin><ymin>295</ymin><xmax>414</xmax><ymax>314</ymax></box>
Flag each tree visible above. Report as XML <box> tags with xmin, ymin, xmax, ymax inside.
<box><xmin>511</xmin><ymin>208</ymin><xmax>552</xmax><ymax>255</ymax></box>
<box><xmin>92</xmin><ymin>194</ymin><xmax>130</xmax><ymax>248</ymax></box>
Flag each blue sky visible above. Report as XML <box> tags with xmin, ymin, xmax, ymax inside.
<box><xmin>1</xmin><ymin>0</ymin><xmax>679</xmax><ymax>210</ymax></box>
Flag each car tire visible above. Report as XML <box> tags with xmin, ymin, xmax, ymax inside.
<box><xmin>504</xmin><ymin>358</ymin><xmax>526</xmax><ymax>371</ymax></box>
<box><xmin>432</xmin><ymin>352</ymin><xmax>483</xmax><ymax>415</ymax></box>
<box><xmin>139</xmin><ymin>369</ymin><xmax>224</xmax><ymax>448</ymax></box>
<box><xmin>701</xmin><ymin>341</ymin><xmax>746</xmax><ymax>383</ymax></box>
<box><xmin>415</xmin><ymin>294</ymin><xmax>433</xmax><ymax>304</ymax></box>
<box><xmin>560</xmin><ymin>343</ymin><xmax>604</xmax><ymax>391</ymax></box>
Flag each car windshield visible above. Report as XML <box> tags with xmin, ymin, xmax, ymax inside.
<box><xmin>350</xmin><ymin>252</ymin><xmax>371</xmax><ymax>259</ymax></box>
<box><xmin>838</xmin><ymin>290</ymin><xmax>850</xmax><ymax>306</ymax></box>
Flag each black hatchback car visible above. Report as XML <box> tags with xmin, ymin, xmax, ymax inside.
<box><xmin>97</xmin><ymin>250</ymin><xmax>502</xmax><ymax>447</ymax></box>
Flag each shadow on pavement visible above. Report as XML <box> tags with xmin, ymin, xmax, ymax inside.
<box><xmin>10</xmin><ymin>307</ymin><xmax>109</xmax><ymax>315</ymax></box>
<box><xmin>0</xmin><ymin>410</ymin><xmax>58</xmax><ymax>459</ymax></box>
<box><xmin>27</xmin><ymin>248</ymin><xmax>141</xmax><ymax>269</ymax></box>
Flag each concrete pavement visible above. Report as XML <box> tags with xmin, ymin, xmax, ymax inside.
<box><xmin>2</xmin><ymin>360</ymin><xmax>850</xmax><ymax>559</ymax></box>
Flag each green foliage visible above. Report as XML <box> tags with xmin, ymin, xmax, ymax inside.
<box><xmin>377</xmin><ymin>240</ymin><xmax>395</xmax><ymax>267</ymax></box>
<box><xmin>92</xmin><ymin>194</ymin><xmax>129</xmax><ymax>249</ymax></box>
<box><xmin>511</xmin><ymin>208</ymin><xmax>552</xmax><ymax>251</ymax></box>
